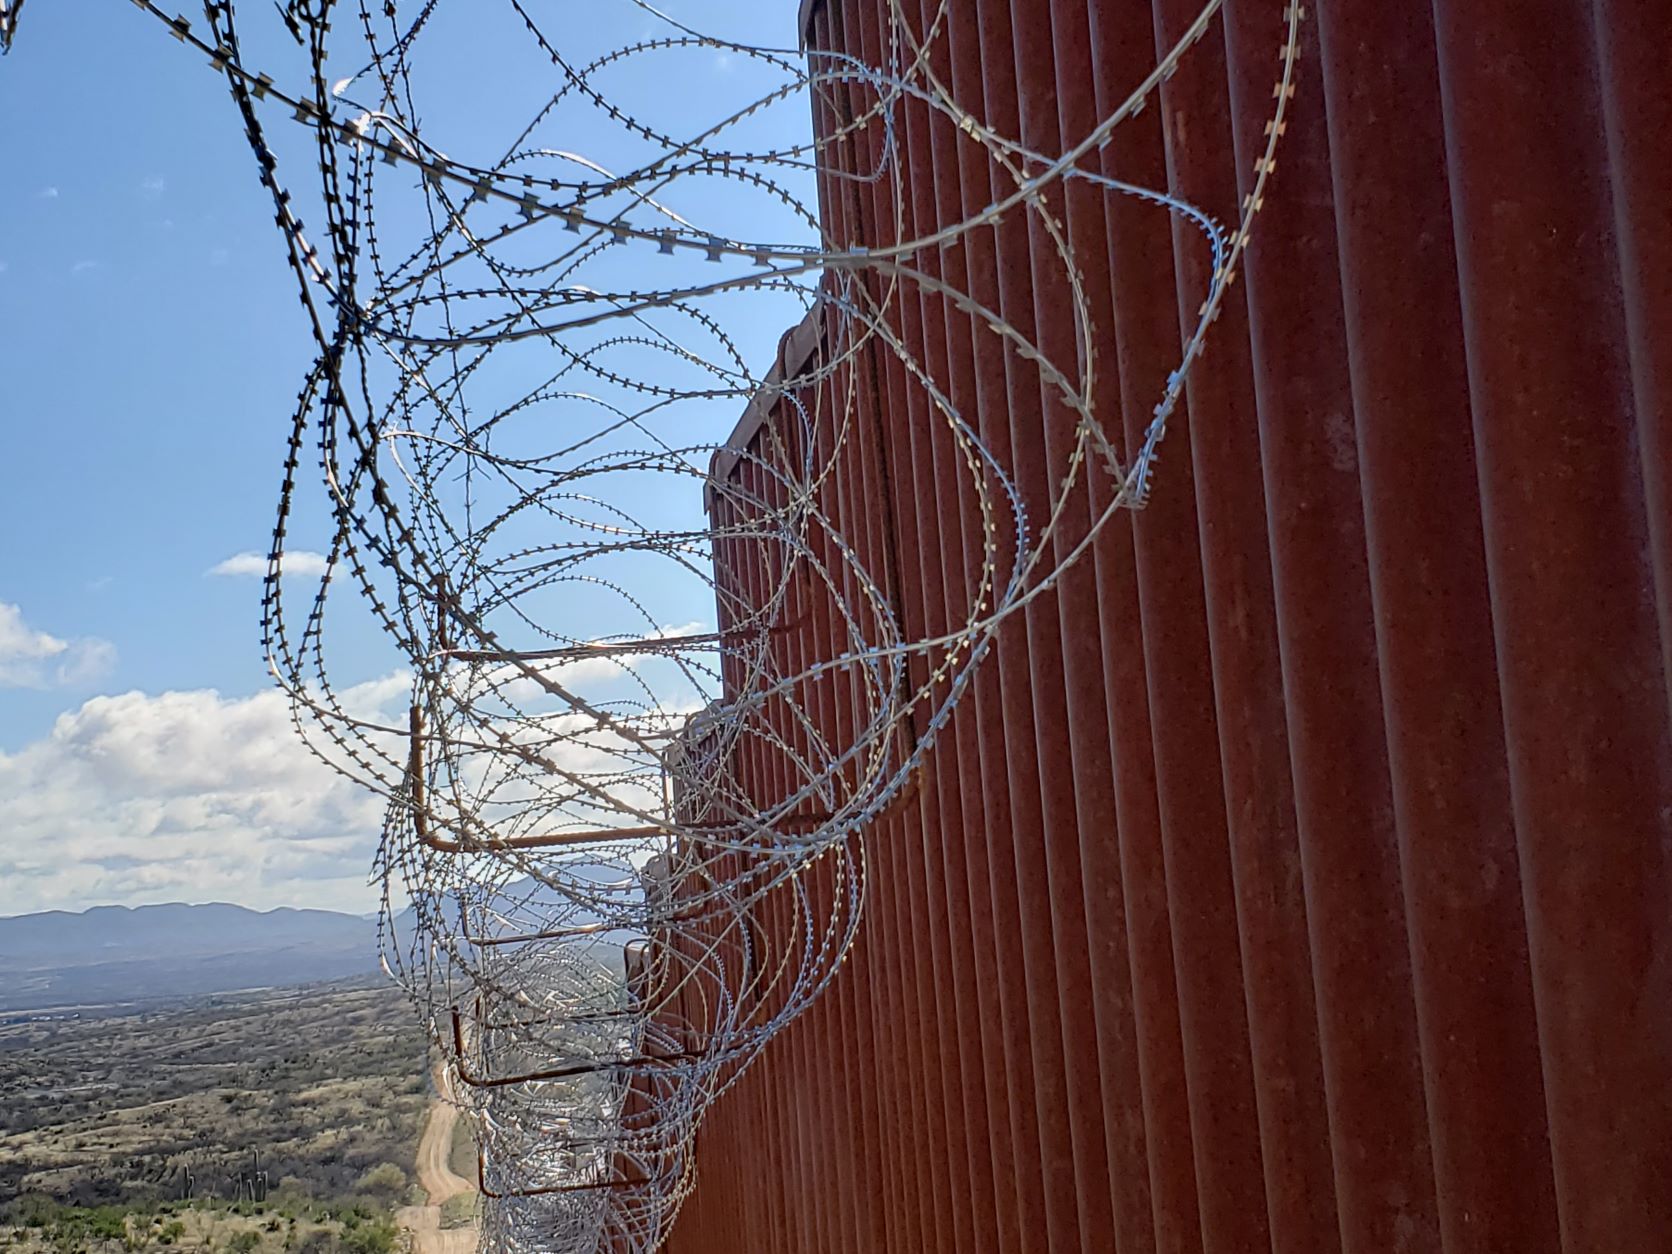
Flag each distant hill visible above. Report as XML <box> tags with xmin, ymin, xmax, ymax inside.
<box><xmin>0</xmin><ymin>871</ymin><xmax>637</xmax><ymax>1014</ymax></box>
<box><xmin>0</xmin><ymin>903</ymin><xmax>383</xmax><ymax>1013</ymax></box>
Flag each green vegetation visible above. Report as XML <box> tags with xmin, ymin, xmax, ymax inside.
<box><xmin>0</xmin><ymin>981</ymin><xmax>427</xmax><ymax>1208</ymax></box>
<box><xmin>343</xmin><ymin>1168</ymin><xmax>403</xmax><ymax>1210</ymax></box>
<box><xmin>444</xmin><ymin>1116</ymin><xmax>473</xmax><ymax>1193</ymax></box>
<box><xmin>436</xmin><ymin>1193</ymin><xmax>478</xmax><ymax>1232</ymax></box>
<box><xmin>0</xmin><ymin>1197</ymin><xmax>402</xmax><ymax>1254</ymax></box>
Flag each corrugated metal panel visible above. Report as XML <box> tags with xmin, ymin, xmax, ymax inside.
<box><xmin>665</xmin><ymin>1</ymin><xmax>1672</xmax><ymax>1251</ymax></box>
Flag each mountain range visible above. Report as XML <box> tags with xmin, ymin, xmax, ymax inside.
<box><xmin>0</xmin><ymin>902</ymin><xmax>386</xmax><ymax>1013</ymax></box>
<box><xmin>0</xmin><ymin>875</ymin><xmax>634</xmax><ymax>1014</ymax></box>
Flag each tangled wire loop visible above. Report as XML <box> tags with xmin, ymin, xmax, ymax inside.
<box><xmin>7</xmin><ymin>0</ymin><xmax>1300</xmax><ymax>1248</ymax></box>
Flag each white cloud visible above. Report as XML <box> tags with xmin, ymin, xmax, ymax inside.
<box><xmin>38</xmin><ymin>186</ymin><xmax>58</xmax><ymax>200</ymax></box>
<box><xmin>0</xmin><ymin>603</ymin><xmax>117</xmax><ymax>690</ymax></box>
<box><xmin>0</xmin><ymin>669</ymin><xmax>692</xmax><ymax>916</ymax></box>
<box><xmin>0</xmin><ymin>645</ymin><xmax>720</xmax><ymax>915</ymax></box>
<box><xmin>70</xmin><ymin>259</ymin><xmax>97</xmax><ymax>275</ymax></box>
<box><xmin>51</xmin><ymin>638</ymin><xmax>116</xmax><ymax>686</ymax></box>
<box><xmin>0</xmin><ymin>675</ymin><xmax>409</xmax><ymax>916</ymax></box>
<box><xmin>208</xmin><ymin>550</ymin><xmax>331</xmax><ymax>579</ymax></box>
<box><xmin>140</xmin><ymin>175</ymin><xmax>166</xmax><ymax>197</ymax></box>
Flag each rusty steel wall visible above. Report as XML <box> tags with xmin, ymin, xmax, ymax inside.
<box><xmin>666</xmin><ymin>0</ymin><xmax>1672</xmax><ymax>1251</ymax></box>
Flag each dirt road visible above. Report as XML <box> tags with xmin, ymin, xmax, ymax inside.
<box><xmin>395</xmin><ymin>1065</ymin><xmax>477</xmax><ymax>1254</ymax></box>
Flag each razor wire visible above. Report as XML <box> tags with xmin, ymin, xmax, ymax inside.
<box><xmin>2</xmin><ymin>0</ymin><xmax>1301</xmax><ymax>1249</ymax></box>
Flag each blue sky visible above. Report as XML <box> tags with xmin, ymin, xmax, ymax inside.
<box><xmin>0</xmin><ymin>2</ymin><xmax>811</xmax><ymax>916</ymax></box>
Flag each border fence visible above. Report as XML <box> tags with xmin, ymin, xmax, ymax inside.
<box><xmin>665</xmin><ymin>0</ymin><xmax>1672</xmax><ymax>1251</ymax></box>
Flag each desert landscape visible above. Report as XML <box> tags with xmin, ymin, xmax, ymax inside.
<box><xmin>0</xmin><ymin>976</ymin><xmax>474</xmax><ymax>1253</ymax></box>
